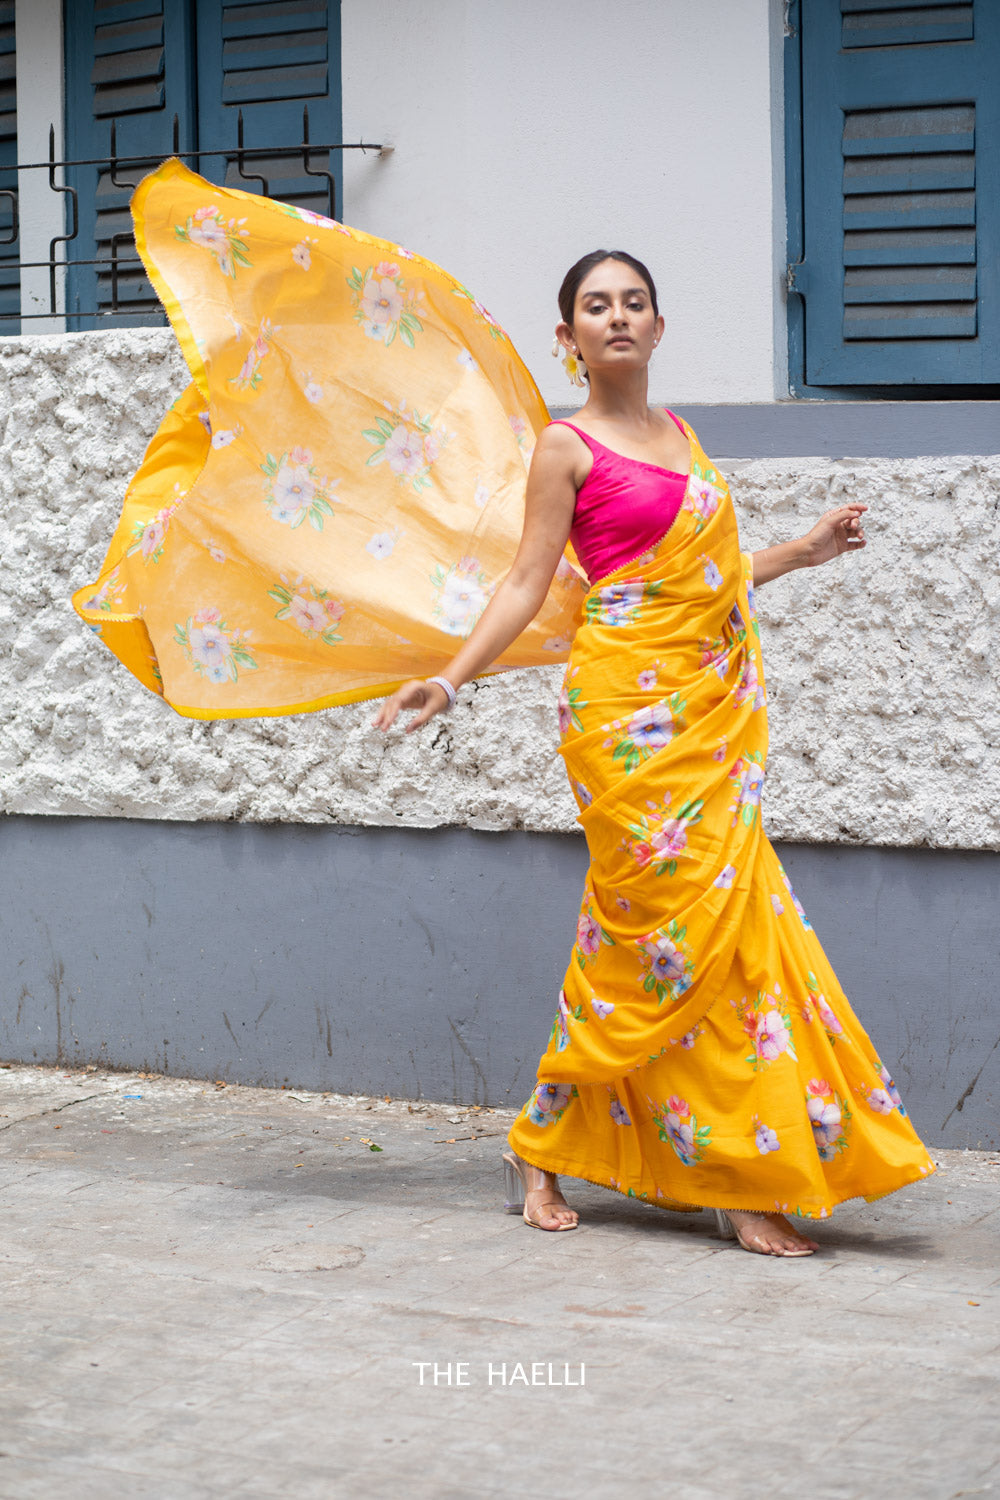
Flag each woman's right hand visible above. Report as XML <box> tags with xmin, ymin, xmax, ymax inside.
<box><xmin>372</xmin><ymin>678</ymin><xmax>451</xmax><ymax>734</ymax></box>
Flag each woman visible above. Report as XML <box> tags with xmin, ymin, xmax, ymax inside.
<box><xmin>374</xmin><ymin>250</ymin><xmax>936</xmax><ymax>1256</ymax></box>
<box><xmin>75</xmin><ymin>167</ymin><xmax>934</xmax><ymax>1256</ymax></box>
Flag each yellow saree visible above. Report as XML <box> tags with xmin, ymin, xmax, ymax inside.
<box><xmin>507</xmin><ymin>430</ymin><xmax>935</xmax><ymax>1217</ymax></box>
<box><xmin>74</xmin><ymin>162</ymin><xmax>935</xmax><ymax>1219</ymax></box>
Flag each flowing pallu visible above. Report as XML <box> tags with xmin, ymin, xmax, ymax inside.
<box><xmin>507</xmin><ymin>423</ymin><xmax>935</xmax><ymax>1218</ymax></box>
<box><xmin>71</xmin><ymin>159</ymin><xmax>587</xmax><ymax>716</ymax></box>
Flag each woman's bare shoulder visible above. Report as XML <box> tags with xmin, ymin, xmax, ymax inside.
<box><xmin>533</xmin><ymin>420</ymin><xmax>592</xmax><ymax>481</ymax></box>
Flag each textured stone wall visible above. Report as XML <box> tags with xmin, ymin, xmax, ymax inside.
<box><xmin>2</xmin><ymin>330</ymin><xmax>998</xmax><ymax>848</ymax></box>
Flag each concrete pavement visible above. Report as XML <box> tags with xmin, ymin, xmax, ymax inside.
<box><xmin>0</xmin><ymin>1062</ymin><xmax>997</xmax><ymax>1500</ymax></box>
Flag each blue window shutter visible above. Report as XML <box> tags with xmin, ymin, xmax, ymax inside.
<box><xmin>64</xmin><ymin>1</ymin><xmax>342</xmax><ymax>328</ymax></box>
<box><xmin>194</xmin><ymin>0</ymin><xmax>342</xmax><ymax>220</ymax></box>
<box><xmin>799</xmin><ymin>0</ymin><xmax>1000</xmax><ymax>384</ymax></box>
<box><xmin>64</xmin><ymin>0</ymin><xmax>197</xmax><ymax>329</ymax></box>
<box><xmin>0</xmin><ymin>0</ymin><xmax>18</xmax><ymax>332</ymax></box>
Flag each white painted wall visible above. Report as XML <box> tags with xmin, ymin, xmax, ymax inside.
<box><xmin>341</xmin><ymin>0</ymin><xmax>781</xmax><ymax>408</ymax></box>
<box><xmin>3</xmin><ymin>332</ymin><xmax>998</xmax><ymax>850</ymax></box>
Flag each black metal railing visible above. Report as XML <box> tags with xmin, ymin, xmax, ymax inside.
<box><xmin>0</xmin><ymin>107</ymin><xmax>385</xmax><ymax>325</ymax></box>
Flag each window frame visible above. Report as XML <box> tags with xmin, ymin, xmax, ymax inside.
<box><xmin>783</xmin><ymin>0</ymin><xmax>1000</xmax><ymax>401</ymax></box>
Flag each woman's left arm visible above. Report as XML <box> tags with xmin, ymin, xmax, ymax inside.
<box><xmin>751</xmin><ymin>504</ymin><xmax>868</xmax><ymax>586</ymax></box>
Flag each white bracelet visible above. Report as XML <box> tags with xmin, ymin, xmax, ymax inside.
<box><xmin>426</xmin><ymin>675</ymin><xmax>457</xmax><ymax>710</ymax></box>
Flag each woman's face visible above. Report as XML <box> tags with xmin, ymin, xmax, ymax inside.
<box><xmin>559</xmin><ymin>259</ymin><xmax>663</xmax><ymax>378</ymax></box>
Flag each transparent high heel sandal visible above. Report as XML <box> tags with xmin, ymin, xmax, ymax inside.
<box><xmin>713</xmin><ymin>1207</ymin><xmax>816</xmax><ymax>1256</ymax></box>
<box><xmin>502</xmin><ymin>1150</ymin><xmax>579</xmax><ymax>1231</ymax></box>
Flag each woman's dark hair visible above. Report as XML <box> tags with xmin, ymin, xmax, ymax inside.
<box><xmin>557</xmin><ymin>250</ymin><xmax>659</xmax><ymax>326</ymax></box>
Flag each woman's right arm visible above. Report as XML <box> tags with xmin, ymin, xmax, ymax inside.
<box><xmin>372</xmin><ymin>424</ymin><xmax>581</xmax><ymax>732</ymax></box>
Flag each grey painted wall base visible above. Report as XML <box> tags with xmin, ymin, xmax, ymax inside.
<box><xmin>549</xmin><ymin>402</ymin><xmax>1000</xmax><ymax>458</ymax></box>
<box><xmin>1</xmin><ymin>815</ymin><xmax>997</xmax><ymax>1150</ymax></box>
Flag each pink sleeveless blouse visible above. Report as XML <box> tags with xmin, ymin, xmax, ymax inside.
<box><xmin>552</xmin><ymin>409</ymin><xmax>689</xmax><ymax>583</ymax></box>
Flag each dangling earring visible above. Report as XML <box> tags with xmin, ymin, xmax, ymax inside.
<box><xmin>552</xmin><ymin>335</ymin><xmax>587</xmax><ymax>387</ymax></box>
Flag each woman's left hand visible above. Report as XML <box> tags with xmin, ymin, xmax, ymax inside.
<box><xmin>801</xmin><ymin>504</ymin><xmax>868</xmax><ymax>567</ymax></box>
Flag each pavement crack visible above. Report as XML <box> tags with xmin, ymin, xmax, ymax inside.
<box><xmin>0</xmin><ymin>1093</ymin><xmax>105</xmax><ymax>1132</ymax></box>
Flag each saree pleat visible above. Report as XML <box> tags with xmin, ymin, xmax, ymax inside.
<box><xmin>507</xmin><ymin>427</ymin><xmax>935</xmax><ymax>1218</ymax></box>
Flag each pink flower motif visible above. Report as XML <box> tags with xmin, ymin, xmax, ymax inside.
<box><xmin>324</xmin><ymin>599</ymin><xmax>345</xmax><ymax>622</ymax></box>
<box><xmin>666</xmin><ymin>1095</ymin><xmax>688</xmax><ymax>1118</ymax></box>
<box><xmin>576</xmin><ymin>912</ymin><xmax>601</xmax><ymax>956</ymax></box>
<box><xmin>867</xmin><ymin>1089</ymin><xmax>894</xmax><ymax>1114</ymax></box>
<box><xmin>384</xmin><ymin>425</ymin><xmax>424</xmax><ymax>477</ymax></box>
<box><xmin>194</xmin><ymin>206</ymin><xmax>217</xmax><ymax>221</ymax></box>
<box><xmin>754</xmin><ymin>1009</ymin><xmax>791</xmax><ymax>1063</ymax></box>
<box><xmin>140</xmin><ymin>520</ymin><xmax>166</xmax><ymax>558</ymax></box>
<box><xmin>815</xmin><ymin>995</ymin><xmax>842</xmax><ymax>1034</ymax></box>
<box><xmin>290</xmin><ymin>595</ymin><xmax>329</xmax><ymax>635</ymax></box>
<box><xmin>360</xmin><ymin>274</ymin><xmax>403</xmax><ymax>327</ymax></box>
<box><xmin>375</xmin><ymin>260</ymin><xmax>399</xmax><ymax>278</ymax></box>
<box><xmin>688</xmin><ymin>476</ymin><xmax>720</xmax><ymax>519</ymax></box>
<box><xmin>291</xmin><ymin>241</ymin><xmax>312</xmax><ymax>270</ymax></box>
<box><xmin>651</xmin><ymin>819</ymin><xmax>687</xmax><ymax>858</ymax></box>
<box><xmin>877</xmin><ymin>1065</ymin><xmax>904</xmax><ymax>1110</ymax></box>
<box><xmin>637</xmin><ymin>669</ymin><xmax>658</xmax><ymax>690</ymax></box>
<box><xmin>289</xmin><ymin>445</ymin><xmax>311</xmax><ymax>466</ymax></box>
<box><xmin>733</xmin><ymin>657</ymin><xmax>759</xmax><ymax>707</ymax></box>
<box><xmin>806</xmin><ymin>1078</ymin><xmax>830</xmax><ymax>1098</ymax></box>
<box><xmin>632</xmin><ymin>841</ymin><xmax>652</xmax><ymax>867</ymax></box>
<box><xmin>193</xmin><ymin>606</ymin><xmax>221</xmax><ymax>624</ymax></box>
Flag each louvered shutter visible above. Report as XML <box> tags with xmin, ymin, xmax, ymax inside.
<box><xmin>64</xmin><ymin>0</ymin><xmax>341</xmax><ymax>329</ymax></box>
<box><xmin>64</xmin><ymin>0</ymin><xmax>197</xmax><ymax>329</ymax></box>
<box><xmin>798</xmin><ymin>0</ymin><xmax>1000</xmax><ymax>384</ymax></box>
<box><xmin>194</xmin><ymin>0</ymin><xmax>341</xmax><ymax>220</ymax></box>
<box><xmin>0</xmin><ymin>0</ymin><xmax>17</xmax><ymax>332</ymax></box>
